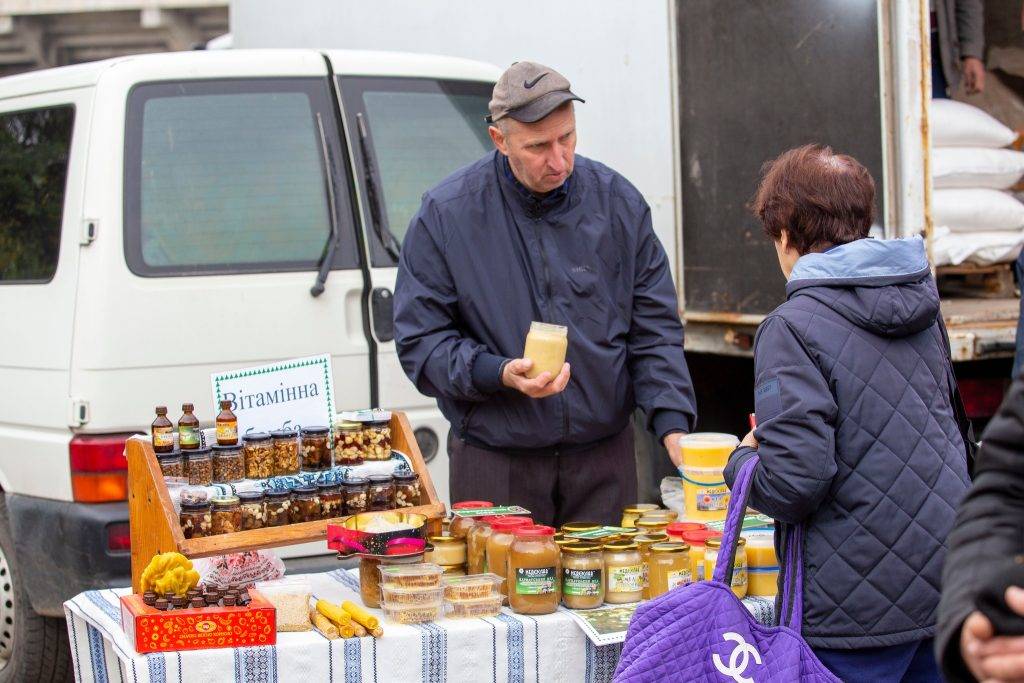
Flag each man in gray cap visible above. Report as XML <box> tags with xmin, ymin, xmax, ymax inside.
<box><xmin>394</xmin><ymin>62</ymin><xmax>697</xmax><ymax>526</ymax></box>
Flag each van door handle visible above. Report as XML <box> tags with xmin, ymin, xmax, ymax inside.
<box><xmin>372</xmin><ymin>288</ymin><xmax>395</xmax><ymax>342</ymax></box>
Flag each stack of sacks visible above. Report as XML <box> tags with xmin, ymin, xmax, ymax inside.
<box><xmin>931</xmin><ymin>99</ymin><xmax>1024</xmax><ymax>266</ymax></box>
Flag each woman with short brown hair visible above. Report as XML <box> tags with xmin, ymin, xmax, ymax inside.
<box><xmin>725</xmin><ymin>144</ymin><xmax>971</xmax><ymax>682</ymax></box>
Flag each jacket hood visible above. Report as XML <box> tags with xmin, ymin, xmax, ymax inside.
<box><xmin>786</xmin><ymin>237</ymin><xmax>939</xmax><ymax>338</ymax></box>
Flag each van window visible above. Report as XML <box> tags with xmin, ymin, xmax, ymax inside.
<box><xmin>340</xmin><ymin>77</ymin><xmax>493</xmax><ymax>266</ymax></box>
<box><xmin>0</xmin><ymin>105</ymin><xmax>74</xmax><ymax>283</ymax></box>
<box><xmin>124</xmin><ymin>79</ymin><xmax>359</xmax><ymax>276</ymax></box>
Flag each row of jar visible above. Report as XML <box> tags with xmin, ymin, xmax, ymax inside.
<box><xmin>177</xmin><ymin>473</ymin><xmax>421</xmax><ymax>538</ymax></box>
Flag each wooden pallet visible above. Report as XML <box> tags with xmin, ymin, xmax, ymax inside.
<box><xmin>127</xmin><ymin>411</ymin><xmax>446</xmax><ymax>593</ymax></box>
<box><xmin>936</xmin><ymin>262</ymin><xmax>1017</xmax><ymax>299</ymax></box>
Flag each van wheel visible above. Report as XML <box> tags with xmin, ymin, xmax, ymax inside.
<box><xmin>0</xmin><ymin>497</ymin><xmax>72</xmax><ymax>682</ymax></box>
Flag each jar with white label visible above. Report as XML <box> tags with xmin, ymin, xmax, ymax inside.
<box><xmin>603</xmin><ymin>541</ymin><xmax>643</xmax><ymax>604</ymax></box>
<box><xmin>647</xmin><ymin>542</ymin><xmax>692</xmax><ymax>598</ymax></box>
<box><xmin>704</xmin><ymin>537</ymin><xmax>748</xmax><ymax>599</ymax></box>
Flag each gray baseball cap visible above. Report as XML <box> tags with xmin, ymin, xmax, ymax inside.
<box><xmin>487</xmin><ymin>61</ymin><xmax>585</xmax><ymax>124</ymax></box>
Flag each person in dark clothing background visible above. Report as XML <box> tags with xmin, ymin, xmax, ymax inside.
<box><xmin>724</xmin><ymin>144</ymin><xmax>971</xmax><ymax>682</ymax></box>
<box><xmin>932</xmin><ymin>0</ymin><xmax>986</xmax><ymax>98</ymax></box>
<box><xmin>937</xmin><ymin>375</ymin><xmax>1024</xmax><ymax>682</ymax></box>
<box><xmin>393</xmin><ymin>61</ymin><xmax>697</xmax><ymax>526</ymax></box>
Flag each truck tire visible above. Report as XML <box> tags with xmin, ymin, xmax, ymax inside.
<box><xmin>0</xmin><ymin>496</ymin><xmax>72</xmax><ymax>682</ymax></box>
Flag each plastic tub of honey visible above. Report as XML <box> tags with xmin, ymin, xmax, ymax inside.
<box><xmin>677</xmin><ymin>433</ymin><xmax>740</xmax><ymax>522</ymax></box>
<box><xmin>743</xmin><ymin>531</ymin><xmax>779</xmax><ymax>597</ymax></box>
<box><xmin>445</xmin><ymin>594</ymin><xmax>503</xmax><ymax>619</ymax></box>
<box><xmin>443</xmin><ymin>573</ymin><xmax>504</xmax><ymax>601</ymax></box>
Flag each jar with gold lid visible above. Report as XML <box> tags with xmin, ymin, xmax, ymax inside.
<box><xmin>560</xmin><ymin>521</ymin><xmax>601</xmax><ymax>534</ymax></box>
<box><xmin>620</xmin><ymin>504</ymin><xmax>660</xmax><ymax>528</ymax></box>
<box><xmin>705</xmin><ymin>537</ymin><xmax>748</xmax><ymax>598</ymax></box>
<box><xmin>648</xmin><ymin>542</ymin><xmax>692</xmax><ymax>598</ymax></box>
<box><xmin>636</xmin><ymin>532</ymin><xmax>669</xmax><ymax>599</ymax></box>
<box><xmin>561</xmin><ymin>543</ymin><xmax>604</xmax><ymax>609</ymax></box>
<box><xmin>425</xmin><ymin>535</ymin><xmax>467</xmax><ymax>566</ymax></box>
<box><xmin>635</xmin><ymin>518</ymin><xmax>670</xmax><ymax>535</ymax></box>
<box><xmin>603</xmin><ymin>540</ymin><xmax>643</xmax><ymax>604</ymax></box>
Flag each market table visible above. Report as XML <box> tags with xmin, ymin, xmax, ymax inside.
<box><xmin>65</xmin><ymin>569</ymin><xmax>775</xmax><ymax>683</ymax></box>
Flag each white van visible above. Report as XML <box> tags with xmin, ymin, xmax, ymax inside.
<box><xmin>0</xmin><ymin>48</ymin><xmax>500</xmax><ymax>680</ymax></box>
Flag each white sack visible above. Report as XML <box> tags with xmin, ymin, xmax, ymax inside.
<box><xmin>931</xmin><ymin>226</ymin><xmax>1024</xmax><ymax>266</ymax></box>
<box><xmin>933</xmin><ymin>188</ymin><xmax>1024</xmax><ymax>232</ymax></box>
<box><xmin>933</xmin><ymin>147</ymin><xmax>1024</xmax><ymax>189</ymax></box>
<box><xmin>931</xmin><ymin>98</ymin><xmax>1018</xmax><ymax>148</ymax></box>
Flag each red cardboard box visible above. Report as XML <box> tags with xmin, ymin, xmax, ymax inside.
<box><xmin>120</xmin><ymin>590</ymin><xmax>276</xmax><ymax>654</ymax></box>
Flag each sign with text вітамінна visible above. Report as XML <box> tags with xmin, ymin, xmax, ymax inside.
<box><xmin>211</xmin><ymin>354</ymin><xmax>336</xmax><ymax>437</ymax></box>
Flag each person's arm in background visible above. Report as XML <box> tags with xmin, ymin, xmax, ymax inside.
<box><xmin>625</xmin><ymin>202</ymin><xmax>698</xmax><ymax>464</ymax></box>
<box><xmin>957</xmin><ymin>0</ymin><xmax>986</xmax><ymax>93</ymax></box>
<box><xmin>723</xmin><ymin>316</ymin><xmax>838</xmax><ymax>524</ymax></box>
<box><xmin>937</xmin><ymin>376</ymin><xmax>1024</xmax><ymax>683</ymax></box>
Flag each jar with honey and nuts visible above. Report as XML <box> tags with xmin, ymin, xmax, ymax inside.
<box><xmin>393</xmin><ymin>471</ymin><xmax>420</xmax><ymax>508</ymax></box>
<box><xmin>270</xmin><ymin>430</ymin><xmax>300</xmax><ymax>476</ymax></box>
<box><xmin>363</xmin><ymin>416</ymin><xmax>392</xmax><ymax>461</ymax></box>
<box><xmin>333</xmin><ymin>420</ymin><xmax>364</xmax><ymax>465</ymax></box>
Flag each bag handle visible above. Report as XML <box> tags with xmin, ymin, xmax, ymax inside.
<box><xmin>778</xmin><ymin>523</ymin><xmax>804</xmax><ymax>631</ymax></box>
<box><xmin>712</xmin><ymin>454</ymin><xmax>758</xmax><ymax>585</ymax></box>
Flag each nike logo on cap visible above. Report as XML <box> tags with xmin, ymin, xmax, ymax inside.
<box><xmin>523</xmin><ymin>73</ymin><xmax>548</xmax><ymax>89</ymax></box>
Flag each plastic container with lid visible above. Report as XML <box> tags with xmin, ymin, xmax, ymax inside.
<box><xmin>342</xmin><ymin>477</ymin><xmax>369</xmax><ymax>514</ymax></box>
<box><xmin>242</xmin><ymin>432</ymin><xmax>273</xmax><ymax>479</ymax></box>
<box><xmin>666</xmin><ymin>522</ymin><xmax>706</xmax><ymax>541</ymax></box>
<box><xmin>380</xmin><ymin>585</ymin><xmax>445</xmax><ymax>606</ymax></box>
<box><xmin>238</xmin><ymin>491</ymin><xmax>266</xmax><ymax>531</ymax></box>
<box><xmin>211</xmin><ymin>444</ymin><xmax>244</xmax><ymax>484</ymax></box>
<box><xmin>483</xmin><ymin>516</ymin><xmax>534</xmax><ymax>588</ymax></box>
<box><xmin>442</xmin><ymin>573</ymin><xmax>504</xmax><ymax>601</ymax></box>
<box><xmin>265</xmin><ymin>489</ymin><xmax>291</xmax><ymax>527</ymax></box>
<box><xmin>290</xmin><ymin>486</ymin><xmax>320</xmax><ymax>523</ymax></box>
<box><xmin>648</xmin><ymin>542</ymin><xmax>692</xmax><ymax>598</ymax></box>
<box><xmin>359</xmin><ymin>554</ymin><xmax>426</xmax><ymax>608</ymax></box>
<box><xmin>705</xmin><ymin>538</ymin><xmax>748</xmax><ymax>598</ymax></box>
<box><xmin>270</xmin><ymin>429</ymin><xmax>300</xmax><ymax>476</ymax></box>
<box><xmin>743</xmin><ymin>531</ymin><xmax>779</xmax><ymax>597</ymax></box>
<box><xmin>620</xmin><ymin>504</ymin><xmax>661</xmax><ymax>528</ymax></box>
<box><xmin>676</xmin><ymin>432</ymin><xmax>740</xmax><ymax>522</ymax></box>
<box><xmin>636</xmin><ymin>533</ymin><xmax>669</xmax><ymax>600</ymax></box>
<box><xmin>393</xmin><ymin>471</ymin><xmax>420</xmax><ymax>508</ymax></box>
<box><xmin>561</xmin><ymin>542</ymin><xmax>605</xmax><ymax>609</ymax></box>
<box><xmin>318</xmin><ymin>482</ymin><xmax>343</xmax><ymax>520</ymax></box>
<box><xmin>367</xmin><ymin>474</ymin><xmax>395</xmax><ymax>511</ymax></box>
<box><xmin>299</xmin><ymin>425</ymin><xmax>332</xmax><ymax>471</ymax></box>
<box><xmin>378</xmin><ymin>563</ymin><xmax>444</xmax><ymax>589</ymax></box>
<box><xmin>508</xmin><ymin>525</ymin><xmax>560</xmax><ymax>615</ymax></box>
<box><xmin>449</xmin><ymin>501</ymin><xmax>494</xmax><ymax>540</ymax></box>
<box><xmin>680</xmin><ymin>529</ymin><xmax>723</xmax><ymax>582</ymax></box>
<box><xmin>333</xmin><ymin>420</ymin><xmax>364</xmax><ymax>465</ymax></box>
<box><xmin>425</xmin><ymin>535</ymin><xmax>467</xmax><ymax>567</ymax></box>
<box><xmin>210</xmin><ymin>495</ymin><xmax>242</xmax><ymax>535</ymax></box>
<box><xmin>445</xmin><ymin>594</ymin><xmax>503</xmax><ymax>619</ymax></box>
<box><xmin>179</xmin><ymin>500</ymin><xmax>211</xmax><ymax>539</ymax></box>
<box><xmin>157</xmin><ymin>449</ymin><xmax>184</xmax><ymax>479</ymax></box>
<box><xmin>186</xmin><ymin>446</ymin><xmax>213</xmax><ymax>486</ymax></box>
<box><xmin>604</xmin><ymin>540</ymin><xmax>644</xmax><ymax>604</ymax></box>
<box><xmin>382</xmin><ymin>602</ymin><xmax>443</xmax><ymax>624</ymax></box>
<box><xmin>522</xmin><ymin>321</ymin><xmax>568</xmax><ymax>379</ymax></box>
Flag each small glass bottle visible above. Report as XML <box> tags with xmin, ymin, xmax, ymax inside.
<box><xmin>177</xmin><ymin>403</ymin><xmax>200</xmax><ymax>450</ymax></box>
<box><xmin>152</xmin><ymin>406</ymin><xmax>174</xmax><ymax>453</ymax></box>
<box><xmin>367</xmin><ymin>474</ymin><xmax>395</xmax><ymax>511</ymax></box>
<box><xmin>215</xmin><ymin>400</ymin><xmax>238</xmax><ymax>446</ymax></box>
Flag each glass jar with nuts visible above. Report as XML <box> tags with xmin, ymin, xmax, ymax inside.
<box><xmin>318</xmin><ymin>482</ymin><xmax>343</xmax><ymax>520</ymax></box>
<box><xmin>364</xmin><ymin>419</ymin><xmax>392</xmax><ymax>461</ymax></box>
<box><xmin>180</xmin><ymin>500</ymin><xmax>212</xmax><ymax>538</ymax></box>
<box><xmin>300</xmin><ymin>425</ymin><xmax>331</xmax><ymax>472</ymax></box>
<box><xmin>368</xmin><ymin>474</ymin><xmax>395</xmax><ymax>511</ymax></box>
<box><xmin>242</xmin><ymin>432</ymin><xmax>273</xmax><ymax>479</ymax></box>
<box><xmin>333</xmin><ymin>420</ymin><xmax>364</xmax><ymax>465</ymax></box>
<box><xmin>393</xmin><ymin>471</ymin><xmax>420</xmax><ymax>508</ymax></box>
<box><xmin>212</xmin><ymin>444</ymin><xmax>245</xmax><ymax>484</ymax></box>
<box><xmin>342</xmin><ymin>477</ymin><xmax>369</xmax><ymax>514</ymax></box>
<box><xmin>265</xmin><ymin>489</ymin><xmax>291</xmax><ymax>527</ymax></box>
<box><xmin>186</xmin><ymin>446</ymin><xmax>213</xmax><ymax>486</ymax></box>
<box><xmin>158</xmin><ymin>449</ymin><xmax>184</xmax><ymax>479</ymax></box>
<box><xmin>290</xmin><ymin>486</ymin><xmax>321</xmax><ymax>523</ymax></box>
<box><xmin>238</xmin><ymin>491</ymin><xmax>266</xmax><ymax>531</ymax></box>
<box><xmin>270</xmin><ymin>430</ymin><xmax>300</xmax><ymax>476</ymax></box>
<box><xmin>210</xmin><ymin>495</ymin><xmax>242</xmax><ymax>535</ymax></box>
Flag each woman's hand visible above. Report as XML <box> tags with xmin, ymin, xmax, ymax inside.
<box><xmin>740</xmin><ymin>430</ymin><xmax>759</xmax><ymax>449</ymax></box>
<box><xmin>961</xmin><ymin>587</ymin><xmax>1024</xmax><ymax>682</ymax></box>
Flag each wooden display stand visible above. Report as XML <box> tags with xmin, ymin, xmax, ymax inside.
<box><xmin>127</xmin><ymin>411</ymin><xmax>446</xmax><ymax>593</ymax></box>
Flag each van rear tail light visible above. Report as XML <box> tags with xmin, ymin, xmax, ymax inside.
<box><xmin>958</xmin><ymin>378</ymin><xmax>1009</xmax><ymax>420</ymax></box>
<box><xmin>106</xmin><ymin>522</ymin><xmax>131</xmax><ymax>552</ymax></box>
<box><xmin>70</xmin><ymin>434</ymin><xmax>132</xmax><ymax>503</ymax></box>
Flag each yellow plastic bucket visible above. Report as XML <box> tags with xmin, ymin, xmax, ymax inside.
<box><xmin>743</xmin><ymin>530</ymin><xmax>779</xmax><ymax>597</ymax></box>
<box><xmin>678</xmin><ymin>433</ymin><xmax>739</xmax><ymax>522</ymax></box>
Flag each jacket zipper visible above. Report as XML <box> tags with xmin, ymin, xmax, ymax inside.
<box><xmin>531</xmin><ymin>208</ymin><xmax>571</xmax><ymax>445</ymax></box>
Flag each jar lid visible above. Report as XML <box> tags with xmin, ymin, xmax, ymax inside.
<box><xmin>211</xmin><ymin>495</ymin><xmax>240</xmax><ymax>507</ymax></box>
<box><xmin>428</xmin><ymin>535</ymin><xmax>462</xmax><ymax>546</ymax></box>
<box><xmin>635</xmin><ymin>533</ymin><xmax>669</xmax><ymax>545</ymax></box>
<box><xmin>560</xmin><ymin>521</ymin><xmax>601</xmax><ymax>533</ymax></box>
<box><xmin>211</xmin><ymin>443</ymin><xmax>240</xmax><ymax>452</ymax></box>
<box><xmin>293</xmin><ymin>486</ymin><xmax>316</xmax><ymax>495</ymax></box>
<box><xmin>705</xmin><ymin>537</ymin><xmax>745</xmax><ymax>549</ymax></box>
<box><xmin>514</xmin><ymin>524</ymin><xmax>556</xmax><ymax>537</ymax></box>
<box><xmin>393</xmin><ymin>471</ymin><xmax>419</xmax><ymax>482</ymax></box>
<box><xmin>491</xmin><ymin>516</ymin><xmax>533</xmax><ymax>529</ymax></box>
<box><xmin>680</xmin><ymin>529</ymin><xmax>723</xmax><ymax>546</ymax></box>
<box><xmin>267</xmin><ymin>489</ymin><xmax>291</xmax><ymax>498</ymax></box>
<box><xmin>650</xmin><ymin>542</ymin><xmax>690</xmax><ymax>554</ymax></box>
<box><xmin>667</xmin><ymin>522</ymin><xmax>706</xmax><ymax>536</ymax></box>
<box><xmin>186</xmin><ymin>448</ymin><xmax>211</xmax><ymax>460</ymax></box>
<box><xmin>615</xmin><ymin>529</ymin><xmax>641</xmax><ymax>538</ymax></box>
<box><xmin>270</xmin><ymin>429</ymin><xmax>297</xmax><ymax>438</ymax></box>
<box><xmin>242</xmin><ymin>432</ymin><xmax>271</xmax><ymax>442</ymax></box>
<box><xmin>336</xmin><ymin>421</ymin><xmax>361</xmax><ymax>430</ymax></box>
<box><xmin>636</xmin><ymin>519</ymin><xmax>669</xmax><ymax>529</ymax></box>
<box><xmin>677</xmin><ymin>432</ymin><xmax>740</xmax><ymax>448</ymax></box>
<box><xmin>623</xmin><ymin>504</ymin><xmax>660</xmax><ymax>514</ymax></box>
<box><xmin>316</xmin><ymin>481</ymin><xmax>340</xmax><ymax>491</ymax></box>
<box><xmin>300</xmin><ymin>425</ymin><xmax>329</xmax><ymax>435</ymax></box>
<box><xmin>180</xmin><ymin>501</ymin><xmax>211</xmax><ymax>511</ymax></box>
<box><xmin>452</xmin><ymin>500</ymin><xmax>494</xmax><ymax>510</ymax></box>
<box><xmin>561</xmin><ymin>542</ymin><xmax>602</xmax><ymax>554</ymax></box>
<box><xmin>238</xmin><ymin>491</ymin><xmax>264</xmax><ymax>502</ymax></box>
<box><xmin>742</xmin><ymin>531</ymin><xmax>775</xmax><ymax>547</ymax></box>
<box><xmin>157</xmin><ymin>450</ymin><xmax>182</xmax><ymax>460</ymax></box>
<box><xmin>368</xmin><ymin>474</ymin><xmax>393</xmax><ymax>484</ymax></box>
<box><xmin>342</xmin><ymin>476</ymin><xmax>369</xmax><ymax>486</ymax></box>
<box><xmin>369</xmin><ymin>419</ymin><xmax>391</xmax><ymax>427</ymax></box>
<box><xmin>603</xmin><ymin>540</ymin><xmax>639</xmax><ymax>551</ymax></box>
<box><xmin>555</xmin><ymin>537</ymin><xmax>581</xmax><ymax>547</ymax></box>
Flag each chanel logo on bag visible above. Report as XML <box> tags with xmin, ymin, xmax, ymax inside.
<box><xmin>712</xmin><ymin>632</ymin><xmax>762</xmax><ymax>683</ymax></box>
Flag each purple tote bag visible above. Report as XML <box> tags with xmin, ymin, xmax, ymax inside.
<box><xmin>614</xmin><ymin>455</ymin><xmax>839</xmax><ymax>682</ymax></box>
